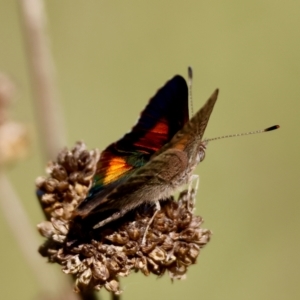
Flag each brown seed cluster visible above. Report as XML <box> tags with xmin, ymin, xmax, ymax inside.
<box><xmin>37</xmin><ymin>142</ymin><xmax>212</xmax><ymax>294</ymax></box>
<box><xmin>36</xmin><ymin>142</ymin><xmax>100</xmax><ymax>220</ymax></box>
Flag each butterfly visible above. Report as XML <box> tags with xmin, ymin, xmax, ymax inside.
<box><xmin>75</xmin><ymin>73</ymin><xmax>218</xmax><ymax>228</ymax></box>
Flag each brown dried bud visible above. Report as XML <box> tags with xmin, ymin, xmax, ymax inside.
<box><xmin>0</xmin><ymin>73</ymin><xmax>16</xmax><ymax>124</ymax></box>
<box><xmin>0</xmin><ymin>74</ymin><xmax>29</xmax><ymax>166</ymax></box>
<box><xmin>0</xmin><ymin>121</ymin><xmax>28</xmax><ymax>166</ymax></box>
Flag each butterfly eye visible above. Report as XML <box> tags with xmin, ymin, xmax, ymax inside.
<box><xmin>198</xmin><ymin>150</ymin><xmax>205</xmax><ymax>162</ymax></box>
<box><xmin>197</xmin><ymin>144</ymin><xmax>207</xmax><ymax>163</ymax></box>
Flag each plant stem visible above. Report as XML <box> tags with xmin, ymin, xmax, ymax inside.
<box><xmin>0</xmin><ymin>171</ymin><xmax>59</xmax><ymax>291</ymax></box>
<box><xmin>111</xmin><ymin>293</ymin><xmax>121</xmax><ymax>300</ymax></box>
<box><xmin>18</xmin><ymin>0</ymin><xmax>66</xmax><ymax>161</ymax></box>
<box><xmin>80</xmin><ymin>291</ymin><xmax>98</xmax><ymax>300</ymax></box>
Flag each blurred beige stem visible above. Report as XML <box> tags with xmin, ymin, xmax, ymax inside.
<box><xmin>0</xmin><ymin>171</ymin><xmax>59</xmax><ymax>292</ymax></box>
<box><xmin>16</xmin><ymin>0</ymin><xmax>83</xmax><ymax>298</ymax></box>
<box><xmin>0</xmin><ymin>174</ymin><xmax>80</xmax><ymax>299</ymax></box>
<box><xmin>18</xmin><ymin>0</ymin><xmax>66</xmax><ymax>161</ymax></box>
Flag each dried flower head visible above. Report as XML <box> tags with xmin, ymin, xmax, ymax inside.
<box><xmin>0</xmin><ymin>73</ymin><xmax>28</xmax><ymax>166</ymax></box>
<box><xmin>37</xmin><ymin>142</ymin><xmax>212</xmax><ymax>294</ymax></box>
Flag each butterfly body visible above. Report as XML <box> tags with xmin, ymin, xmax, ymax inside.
<box><xmin>75</xmin><ymin>75</ymin><xmax>218</xmax><ymax>228</ymax></box>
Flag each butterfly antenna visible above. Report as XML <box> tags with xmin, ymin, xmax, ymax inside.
<box><xmin>206</xmin><ymin>125</ymin><xmax>280</xmax><ymax>142</ymax></box>
<box><xmin>188</xmin><ymin>66</ymin><xmax>194</xmax><ymax>117</ymax></box>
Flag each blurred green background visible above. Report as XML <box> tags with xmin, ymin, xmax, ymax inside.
<box><xmin>0</xmin><ymin>1</ymin><xmax>299</xmax><ymax>299</ymax></box>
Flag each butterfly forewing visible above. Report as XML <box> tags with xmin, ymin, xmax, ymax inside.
<box><xmin>76</xmin><ymin>75</ymin><xmax>189</xmax><ymax>217</ymax></box>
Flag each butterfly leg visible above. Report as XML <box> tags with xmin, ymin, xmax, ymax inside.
<box><xmin>93</xmin><ymin>210</ymin><xmax>126</xmax><ymax>229</ymax></box>
<box><xmin>141</xmin><ymin>200</ymin><xmax>161</xmax><ymax>245</ymax></box>
<box><xmin>165</xmin><ymin>241</ymin><xmax>177</xmax><ymax>265</ymax></box>
<box><xmin>187</xmin><ymin>174</ymin><xmax>199</xmax><ymax>211</ymax></box>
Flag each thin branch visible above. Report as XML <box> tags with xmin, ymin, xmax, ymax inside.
<box><xmin>0</xmin><ymin>171</ymin><xmax>58</xmax><ymax>291</ymax></box>
<box><xmin>0</xmin><ymin>171</ymin><xmax>82</xmax><ymax>299</ymax></box>
<box><xmin>111</xmin><ymin>293</ymin><xmax>121</xmax><ymax>300</ymax></box>
<box><xmin>16</xmin><ymin>1</ymin><xmax>106</xmax><ymax>299</ymax></box>
<box><xmin>18</xmin><ymin>0</ymin><xmax>66</xmax><ymax>161</ymax></box>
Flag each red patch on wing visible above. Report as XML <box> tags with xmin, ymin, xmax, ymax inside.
<box><xmin>133</xmin><ymin>117</ymin><xmax>169</xmax><ymax>152</ymax></box>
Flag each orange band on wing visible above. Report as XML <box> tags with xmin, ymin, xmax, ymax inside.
<box><xmin>103</xmin><ymin>156</ymin><xmax>133</xmax><ymax>185</ymax></box>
